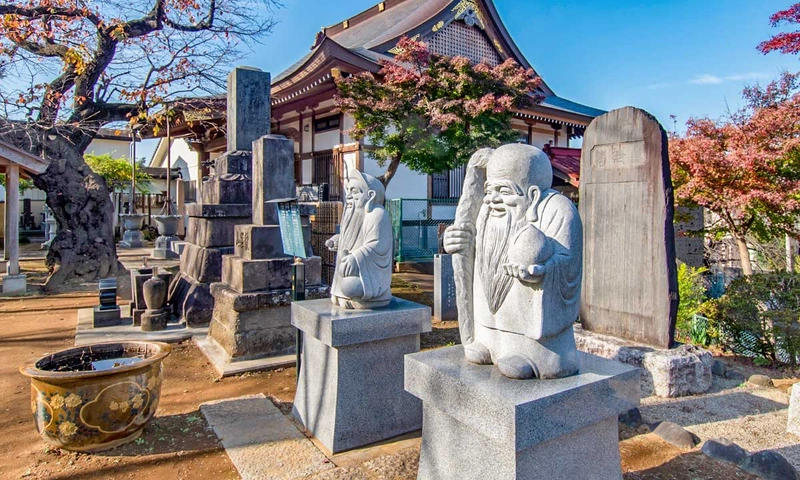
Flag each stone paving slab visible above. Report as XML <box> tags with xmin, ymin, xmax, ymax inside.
<box><xmin>200</xmin><ymin>394</ymin><xmax>334</xmax><ymax>480</ymax></box>
<box><xmin>75</xmin><ymin>306</ymin><xmax>207</xmax><ymax>346</ymax></box>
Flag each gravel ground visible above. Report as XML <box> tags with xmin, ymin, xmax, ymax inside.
<box><xmin>640</xmin><ymin>374</ymin><xmax>800</xmax><ymax>468</ymax></box>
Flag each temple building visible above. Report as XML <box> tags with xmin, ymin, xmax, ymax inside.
<box><xmin>151</xmin><ymin>0</ymin><xmax>604</xmax><ymax>200</ymax></box>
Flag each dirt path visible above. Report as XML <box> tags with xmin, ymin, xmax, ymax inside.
<box><xmin>2</xmin><ymin>287</ymin><xmax>797</xmax><ymax>480</ymax></box>
<box><xmin>0</xmin><ymin>292</ymin><xmax>296</xmax><ymax>480</ymax></box>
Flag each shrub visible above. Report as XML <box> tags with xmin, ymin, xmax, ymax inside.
<box><xmin>716</xmin><ymin>273</ymin><xmax>800</xmax><ymax>367</ymax></box>
<box><xmin>675</xmin><ymin>263</ymin><xmax>708</xmax><ymax>342</ymax></box>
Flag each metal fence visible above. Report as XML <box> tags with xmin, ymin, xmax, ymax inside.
<box><xmin>387</xmin><ymin>198</ymin><xmax>459</xmax><ymax>262</ymax></box>
<box><xmin>310</xmin><ymin>201</ymin><xmax>342</xmax><ymax>286</ymax></box>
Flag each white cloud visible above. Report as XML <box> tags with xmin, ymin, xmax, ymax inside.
<box><xmin>724</xmin><ymin>72</ymin><xmax>770</xmax><ymax>82</ymax></box>
<box><xmin>690</xmin><ymin>74</ymin><xmax>723</xmax><ymax>85</ymax></box>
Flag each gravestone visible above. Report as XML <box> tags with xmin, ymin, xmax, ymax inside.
<box><xmin>199</xmin><ymin>134</ymin><xmax>327</xmax><ymax>376</ymax></box>
<box><xmin>168</xmin><ymin>67</ymin><xmax>268</xmax><ymax>327</ymax></box>
<box><xmin>433</xmin><ymin>254</ymin><xmax>457</xmax><ymax>322</ymax></box>
<box><xmin>579</xmin><ymin>107</ymin><xmax>679</xmax><ymax>349</ymax></box>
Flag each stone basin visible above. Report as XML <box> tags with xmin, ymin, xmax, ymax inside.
<box><xmin>153</xmin><ymin>215</ymin><xmax>181</xmax><ymax>237</ymax></box>
<box><xmin>19</xmin><ymin>341</ymin><xmax>171</xmax><ymax>452</ymax></box>
<box><xmin>119</xmin><ymin>213</ymin><xmax>147</xmax><ymax>231</ymax></box>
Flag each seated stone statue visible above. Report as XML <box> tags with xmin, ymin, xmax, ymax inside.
<box><xmin>444</xmin><ymin>144</ymin><xmax>582</xmax><ymax>379</ymax></box>
<box><xmin>326</xmin><ymin>169</ymin><xmax>393</xmax><ymax>309</ymax></box>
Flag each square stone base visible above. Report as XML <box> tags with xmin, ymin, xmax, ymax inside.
<box><xmin>574</xmin><ymin>325</ymin><xmax>713</xmax><ymax>397</ymax></box>
<box><xmin>93</xmin><ymin>306</ymin><xmax>122</xmax><ymax>328</ymax></box>
<box><xmin>186</xmin><ymin>214</ymin><xmax>251</xmax><ymax>248</ymax></box>
<box><xmin>405</xmin><ymin>346</ymin><xmax>640</xmax><ymax>480</ymax></box>
<box><xmin>2</xmin><ymin>273</ymin><xmax>26</xmax><ymax>293</ymax></box>
<box><xmin>152</xmin><ymin>247</ymin><xmax>180</xmax><ymax>260</ymax></box>
<box><xmin>292</xmin><ymin>298</ymin><xmax>432</xmax><ymax>454</ymax></box>
<box><xmin>207</xmin><ymin>283</ymin><xmax>330</xmax><ymax>362</ymax></box>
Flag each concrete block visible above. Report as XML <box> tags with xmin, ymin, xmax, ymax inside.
<box><xmin>186</xmin><ymin>216</ymin><xmax>251</xmax><ymax>248</ymax></box>
<box><xmin>221</xmin><ymin>256</ymin><xmax>293</xmax><ymax>293</ymax></box>
<box><xmin>2</xmin><ymin>273</ymin><xmax>26</xmax><ymax>294</ymax></box>
<box><xmin>234</xmin><ymin>224</ymin><xmax>286</xmax><ymax>260</ymax></box>
<box><xmin>213</xmin><ymin>150</ymin><xmax>252</xmax><ymax>176</ymax></box>
<box><xmin>252</xmin><ymin>135</ymin><xmax>294</xmax><ymax>225</ymax></box>
<box><xmin>202</xmin><ymin>177</ymin><xmax>252</xmax><ymax>205</ymax></box>
<box><xmin>574</xmin><ymin>325</ymin><xmax>713</xmax><ymax>397</ymax></box>
<box><xmin>141</xmin><ymin>310</ymin><xmax>170</xmax><ymax>332</ymax></box>
<box><xmin>92</xmin><ymin>306</ymin><xmax>122</xmax><ymax>328</ymax></box>
<box><xmin>292</xmin><ymin>298</ymin><xmax>432</xmax><ymax>453</ymax></box>
<box><xmin>405</xmin><ymin>346</ymin><xmax>640</xmax><ymax>480</ymax></box>
<box><xmin>186</xmin><ymin>203</ymin><xmax>252</xmax><ymax>218</ymax></box>
<box><xmin>179</xmin><ymin>244</ymin><xmax>234</xmax><ymax>284</ymax></box>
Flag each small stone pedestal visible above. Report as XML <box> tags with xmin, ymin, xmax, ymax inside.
<box><xmin>292</xmin><ymin>298</ymin><xmax>432</xmax><ymax>454</ymax></box>
<box><xmin>405</xmin><ymin>346</ymin><xmax>639</xmax><ymax>480</ymax></box>
<box><xmin>2</xmin><ymin>273</ymin><xmax>27</xmax><ymax>294</ymax></box>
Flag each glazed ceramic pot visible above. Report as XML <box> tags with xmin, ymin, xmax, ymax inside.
<box><xmin>152</xmin><ymin>215</ymin><xmax>181</xmax><ymax>237</ymax></box>
<box><xmin>20</xmin><ymin>341</ymin><xmax>171</xmax><ymax>452</ymax></box>
<box><xmin>143</xmin><ymin>275</ymin><xmax>166</xmax><ymax>311</ymax></box>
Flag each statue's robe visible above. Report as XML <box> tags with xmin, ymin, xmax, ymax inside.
<box><xmin>474</xmin><ymin>189</ymin><xmax>583</xmax><ymax>340</ymax></box>
<box><xmin>331</xmin><ymin>207</ymin><xmax>393</xmax><ymax>306</ymax></box>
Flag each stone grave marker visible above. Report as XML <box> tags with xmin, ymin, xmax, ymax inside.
<box><xmin>579</xmin><ymin>106</ymin><xmax>679</xmax><ymax>349</ymax></box>
<box><xmin>433</xmin><ymin>254</ymin><xmax>457</xmax><ymax>322</ymax></box>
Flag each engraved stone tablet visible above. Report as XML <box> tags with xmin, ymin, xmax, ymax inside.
<box><xmin>579</xmin><ymin>107</ymin><xmax>678</xmax><ymax>349</ymax></box>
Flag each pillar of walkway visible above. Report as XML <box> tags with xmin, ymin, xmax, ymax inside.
<box><xmin>3</xmin><ymin>164</ymin><xmax>26</xmax><ymax>293</ymax></box>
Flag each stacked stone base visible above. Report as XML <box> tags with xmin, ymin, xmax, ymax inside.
<box><xmin>405</xmin><ymin>346</ymin><xmax>639</xmax><ymax>480</ymax></box>
<box><xmin>292</xmin><ymin>298</ymin><xmax>432</xmax><ymax>454</ymax></box>
<box><xmin>574</xmin><ymin>325</ymin><xmax>713</xmax><ymax>397</ymax></box>
<box><xmin>169</xmin><ymin>243</ymin><xmax>234</xmax><ymax>327</ymax></box>
<box><xmin>199</xmin><ymin>283</ymin><xmax>329</xmax><ymax>375</ymax></box>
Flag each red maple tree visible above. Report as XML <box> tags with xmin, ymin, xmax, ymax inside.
<box><xmin>758</xmin><ymin>3</ymin><xmax>800</xmax><ymax>55</ymax></box>
<box><xmin>669</xmin><ymin>72</ymin><xmax>800</xmax><ymax>275</ymax></box>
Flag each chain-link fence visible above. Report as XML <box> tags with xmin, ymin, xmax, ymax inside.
<box><xmin>387</xmin><ymin>198</ymin><xmax>458</xmax><ymax>263</ymax></box>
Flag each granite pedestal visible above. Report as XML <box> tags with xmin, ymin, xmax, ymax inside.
<box><xmin>405</xmin><ymin>346</ymin><xmax>639</xmax><ymax>480</ymax></box>
<box><xmin>292</xmin><ymin>298</ymin><xmax>432</xmax><ymax>454</ymax></box>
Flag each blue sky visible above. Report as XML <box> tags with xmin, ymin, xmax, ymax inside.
<box><xmin>239</xmin><ymin>0</ymin><xmax>797</xmax><ymax>134</ymax></box>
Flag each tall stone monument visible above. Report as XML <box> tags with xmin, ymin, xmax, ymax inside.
<box><xmin>168</xmin><ymin>67</ymin><xmax>268</xmax><ymax>327</ymax></box>
<box><xmin>292</xmin><ymin>169</ymin><xmax>431</xmax><ymax>454</ymax></box>
<box><xmin>406</xmin><ymin>144</ymin><xmax>639</xmax><ymax>479</ymax></box>
<box><xmin>576</xmin><ymin>107</ymin><xmax>711</xmax><ymax>398</ymax></box>
<box><xmin>196</xmin><ymin>134</ymin><xmax>328</xmax><ymax>375</ymax></box>
<box><xmin>579</xmin><ymin>107</ymin><xmax>679</xmax><ymax>348</ymax></box>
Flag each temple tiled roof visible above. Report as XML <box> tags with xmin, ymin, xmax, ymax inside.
<box><xmin>325</xmin><ymin>0</ymin><xmax>451</xmax><ymax>50</ymax></box>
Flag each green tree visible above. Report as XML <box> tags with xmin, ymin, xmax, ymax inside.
<box><xmin>675</xmin><ymin>263</ymin><xmax>708</xmax><ymax>342</ymax></box>
<box><xmin>335</xmin><ymin>37</ymin><xmax>541</xmax><ymax>187</ymax></box>
<box><xmin>0</xmin><ymin>173</ymin><xmax>34</xmax><ymax>194</ymax></box>
<box><xmin>84</xmin><ymin>153</ymin><xmax>151</xmax><ymax>193</ymax></box>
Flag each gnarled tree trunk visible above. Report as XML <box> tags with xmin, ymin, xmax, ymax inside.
<box><xmin>19</xmin><ymin>131</ymin><xmax>122</xmax><ymax>289</ymax></box>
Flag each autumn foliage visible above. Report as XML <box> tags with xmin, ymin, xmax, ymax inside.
<box><xmin>335</xmin><ymin>37</ymin><xmax>541</xmax><ymax>186</ymax></box>
<box><xmin>758</xmin><ymin>3</ymin><xmax>800</xmax><ymax>56</ymax></box>
<box><xmin>668</xmin><ymin>72</ymin><xmax>800</xmax><ymax>275</ymax></box>
<box><xmin>0</xmin><ymin>0</ymin><xmax>280</xmax><ymax>287</ymax></box>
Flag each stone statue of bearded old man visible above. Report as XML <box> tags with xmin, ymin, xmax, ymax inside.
<box><xmin>444</xmin><ymin>144</ymin><xmax>582</xmax><ymax>380</ymax></box>
<box><xmin>326</xmin><ymin>169</ymin><xmax>393</xmax><ymax>309</ymax></box>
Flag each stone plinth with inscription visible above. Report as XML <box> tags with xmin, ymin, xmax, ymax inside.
<box><xmin>577</xmin><ymin>107</ymin><xmax>709</xmax><ymax>397</ymax></box>
<box><xmin>434</xmin><ymin>254</ymin><xmax>457</xmax><ymax>322</ymax></box>
<box><xmin>198</xmin><ymin>134</ymin><xmax>328</xmax><ymax>376</ymax></box>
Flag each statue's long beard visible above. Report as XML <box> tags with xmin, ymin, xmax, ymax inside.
<box><xmin>339</xmin><ymin>203</ymin><xmax>365</xmax><ymax>255</ymax></box>
<box><xmin>477</xmin><ymin>209</ymin><xmax>522</xmax><ymax>314</ymax></box>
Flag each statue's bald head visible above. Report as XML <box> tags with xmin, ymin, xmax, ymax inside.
<box><xmin>486</xmin><ymin>144</ymin><xmax>553</xmax><ymax>192</ymax></box>
<box><xmin>347</xmin><ymin>169</ymin><xmax>385</xmax><ymax>209</ymax></box>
